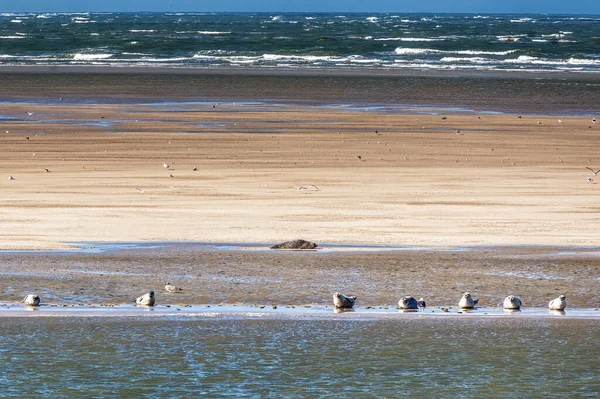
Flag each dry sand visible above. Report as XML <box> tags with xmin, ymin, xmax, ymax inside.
<box><xmin>1</xmin><ymin>102</ymin><xmax>599</xmax><ymax>250</ymax></box>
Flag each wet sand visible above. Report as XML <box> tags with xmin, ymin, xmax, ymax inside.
<box><xmin>0</xmin><ymin>244</ymin><xmax>599</xmax><ymax>309</ymax></box>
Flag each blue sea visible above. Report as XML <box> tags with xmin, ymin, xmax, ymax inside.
<box><xmin>1</xmin><ymin>12</ymin><xmax>600</xmax><ymax>72</ymax></box>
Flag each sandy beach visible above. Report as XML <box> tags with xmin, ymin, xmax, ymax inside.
<box><xmin>0</xmin><ymin>69</ymin><xmax>599</xmax><ymax>309</ymax></box>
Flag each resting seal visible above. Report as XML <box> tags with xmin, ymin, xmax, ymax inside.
<box><xmin>22</xmin><ymin>294</ymin><xmax>40</xmax><ymax>306</ymax></box>
<box><xmin>135</xmin><ymin>291</ymin><xmax>156</xmax><ymax>306</ymax></box>
<box><xmin>417</xmin><ymin>298</ymin><xmax>426</xmax><ymax>310</ymax></box>
<box><xmin>548</xmin><ymin>294</ymin><xmax>566</xmax><ymax>311</ymax></box>
<box><xmin>398</xmin><ymin>296</ymin><xmax>418</xmax><ymax>310</ymax></box>
<box><xmin>458</xmin><ymin>292</ymin><xmax>478</xmax><ymax>309</ymax></box>
<box><xmin>503</xmin><ymin>295</ymin><xmax>522</xmax><ymax>310</ymax></box>
<box><xmin>270</xmin><ymin>240</ymin><xmax>318</xmax><ymax>250</ymax></box>
<box><xmin>333</xmin><ymin>292</ymin><xmax>356</xmax><ymax>309</ymax></box>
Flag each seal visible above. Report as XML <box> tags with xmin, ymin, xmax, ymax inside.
<box><xmin>270</xmin><ymin>239</ymin><xmax>318</xmax><ymax>250</ymax></box>
<box><xmin>164</xmin><ymin>282</ymin><xmax>183</xmax><ymax>293</ymax></box>
<box><xmin>503</xmin><ymin>295</ymin><xmax>522</xmax><ymax>310</ymax></box>
<box><xmin>458</xmin><ymin>292</ymin><xmax>478</xmax><ymax>309</ymax></box>
<box><xmin>333</xmin><ymin>292</ymin><xmax>356</xmax><ymax>309</ymax></box>
<box><xmin>417</xmin><ymin>298</ymin><xmax>426</xmax><ymax>310</ymax></box>
<box><xmin>21</xmin><ymin>294</ymin><xmax>40</xmax><ymax>306</ymax></box>
<box><xmin>548</xmin><ymin>294</ymin><xmax>566</xmax><ymax>311</ymax></box>
<box><xmin>398</xmin><ymin>296</ymin><xmax>418</xmax><ymax>310</ymax></box>
<box><xmin>135</xmin><ymin>291</ymin><xmax>156</xmax><ymax>306</ymax></box>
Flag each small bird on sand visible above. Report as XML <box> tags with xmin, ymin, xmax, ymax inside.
<box><xmin>587</xmin><ymin>177</ymin><xmax>593</xmax><ymax>183</ymax></box>
<box><xmin>192</xmin><ymin>167</ymin><xmax>197</xmax><ymax>171</ymax></box>
<box><xmin>22</xmin><ymin>294</ymin><xmax>40</xmax><ymax>306</ymax></box>
<box><xmin>163</xmin><ymin>162</ymin><xmax>169</xmax><ymax>169</ymax></box>
<box><xmin>8</xmin><ymin>175</ymin><xmax>15</xmax><ymax>180</ymax></box>
<box><xmin>417</xmin><ymin>298</ymin><xmax>426</xmax><ymax>310</ymax></box>
<box><xmin>43</xmin><ymin>168</ymin><xmax>50</xmax><ymax>173</ymax></box>
<box><xmin>136</xmin><ymin>188</ymin><xmax>145</xmax><ymax>193</ymax></box>
<box><xmin>135</xmin><ymin>291</ymin><xmax>155</xmax><ymax>306</ymax></box>
<box><xmin>333</xmin><ymin>292</ymin><xmax>356</xmax><ymax>309</ymax></box>
<box><xmin>586</xmin><ymin>167</ymin><xmax>600</xmax><ymax>176</ymax></box>
<box><xmin>164</xmin><ymin>282</ymin><xmax>183</xmax><ymax>293</ymax></box>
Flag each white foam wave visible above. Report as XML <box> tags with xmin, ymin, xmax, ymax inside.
<box><xmin>510</xmin><ymin>18</ymin><xmax>535</xmax><ymax>23</ymax></box>
<box><xmin>375</xmin><ymin>37</ymin><xmax>443</xmax><ymax>42</ymax></box>
<box><xmin>0</xmin><ymin>36</ymin><xmax>25</xmax><ymax>39</ymax></box>
<box><xmin>440</xmin><ymin>57</ymin><xmax>491</xmax><ymax>63</ymax></box>
<box><xmin>366</xmin><ymin>17</ymin><xmax>378</xmax><ymax>23</ymax></box>
<box><xmin>394</xmin><ymin>47</ymin><xmax>518</xmax><ymax>56</ymax></box>
<box><xmin>10</xmin><ymin>19</ymin><xmax>23</xmax><ymax>23</ymax></box>
<box><xmin>129</xmin><ymin>29</ymin><xmax>155</xmax><ymax>33</ymax></box>
<box><xmin>197</xmin><ymin>31</ymin><xmax>231</xmax><ymax>35</ymax></box>
<box><xmin>73</xmin><ymin>53</ymin><xmax>114</xmax><ymax>60</ymax></box>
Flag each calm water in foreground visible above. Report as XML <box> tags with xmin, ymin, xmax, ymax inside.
<box><xmin>1</xmin><ymin>316</ymin><xmax>598</xmax><ymax>397</ymax></box>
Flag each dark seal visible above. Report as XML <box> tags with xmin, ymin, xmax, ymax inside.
<box><xmin>270</xmin><ymin>239</ymin><xmax>318</xmax><ymax>250</ymax></box>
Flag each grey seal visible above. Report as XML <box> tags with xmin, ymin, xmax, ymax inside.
<box><xmin>270</xmin><ymin>240</ymin><xmax>318</xmax><ymax>250</ymax></box>
<box><xmin>503</xmin><ymin>295</ymin><xmax>522</xmax><ymax>310</ymax></box>
<box><xmin>417</xmin><ymin>298</ymin><xmax>426</xmax><ymax>310</ymax></box>
<box><xmin>548</xmin><ymin>294</ymin><xmax>566</xmax><ymax>311</ymax></box>
<box><xmin>398</xmin><ymin>296</ymin><xmax>418</xmax><ymax>310</ymax></box>
<box><xmin>22</xmin><ymin>294</ymin><xmax>40</xmax><ymax>306</ymax></box>
<box><xmin>164</xmin><ymin>282</ymin><xmax>183</xmax><ymax>293</ymax></box>
<box><xmin>458</xmin><ymin>292</ymin><xmax>478</xmax><ymax>309</ymax></box>
<box><xmin>135</xmin><ymin>291</ymin><xmax>155</xmax><ymax>306</ymax></box>
<box><xmin>333</xmin><ymin>292</ymin><xmax>356</xmax><ymax>309</ymax></box>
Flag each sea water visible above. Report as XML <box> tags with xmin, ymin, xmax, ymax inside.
<box><xmin>1</xmin><ymin>13</ymin><xmax>599</xmax><ymax>72</ymax></box>
<box><xmin>1</xmin><ymin>316</ymin><xmax>598</xmax><ymax>397</ymax></box>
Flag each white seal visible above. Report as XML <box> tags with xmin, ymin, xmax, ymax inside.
<box><xmin>503</xmin><ymin>295</ymin><xmax>522</xmax><ymax>310</ymax></box>
<box><xmin>135</xmin><ymin>291</ymin><xmax>155</xmax><ymax>306</ymax></box>
<box><xmin>333</xmin><ymin>292</ymin><xmax>356</xmax><ymax>309</ymax></box>
<box><xmin>398</xmin><ymin>296</ymin><xmax>418</xmax><ymax>310</ymax></box>
<box><xmin>548</xmin><ymin>294</ymin><xmax>566</xmax><ymax>311</ymax></box>
<box><xmin>458</xmin><ymin>292</ymin><xmax>478</xmax><ymax>309</ymax></box>
<box><xmin>22</xmin><ymin>294</ymin><xmax>40</xmax><ymax>306</ymax></box>
<box><xmin>164</xmin><ymin>282</ymin><xmax>183</xmax><ymax>293</ymax></box>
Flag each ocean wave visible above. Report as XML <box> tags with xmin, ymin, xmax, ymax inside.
<box><xmin>510</xmin><ymin>18</ymin><xmax>535</xmax><ymax>23</ymax></box>
<box><xmin>375</xmin><ymin>37</ymin><xmax>443</xmax><ymax>42</ymax></box>
<box><xmin>394</xmin><ymin>47</ymin><xmax>518</xmax><ymax>56</ymax></box>
<box><xmin>0</xmin><ymin>36</ymin><xmax>25</xmax><ymax>39</ymax></box>
<box><xmin>197</xmin><ymin>31</ymin><xmax>231</xmax><ymax>34</ymax></box>
<box><xmin>73</xmin><ymin>53</ymin><xmax>114</xmax><ymax>60</ymax></box>
<box><xmin>129</xmin><ymin>29</ymin><xmax>155</xmax><ymax>33</ymax></box>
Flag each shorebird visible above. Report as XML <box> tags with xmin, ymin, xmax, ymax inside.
<box><xmin>548</xmin><ymin>294</ymin><xmax>566</xmax><ymax>311</ymax></box>
<box><xmin>333</xmin><ymin>292</ymin><xmax>356</xmax><ymax>309</ymax></box>
<box><xmin>43</xmin><ymin>168</ymin><xmax>50</xmax><ymax>173</ymax></box>
<box><xmin>135</xmin><ymin>291</ymin><xmax>155</xmax><ymax>306</ymax></box>
<box><xmin>136</xmin><ymin>188</ymin><xmax>145</xmax><ymax>193</ymax></box>
<box><xmin>192</xmin><ymin>167</ymin><xmax>197</xmax><ymax>171</ymax></box>
<box><xmin>164</xmin><ymin>282</ymin><xmax>183</xmax><ymax>293</ymax></box>
<box><xmin>417</xmin><ymin>298</ymin><xmax>426</xmax><ymax>310</ymax></box>
<box><xmin>593</xmin><ymin>118</ymin><xmax>597</xmax><ymax>123</ymax></box>
<box><xmin>8</xmin><ymin>175</ymin><xmax>14</xmax><ymax>180</ymax></box>
<box><xmin>587</xmin><ymin>177</ymin><xmax>593</xmax><ymax>183</ymax></box>
<box><xmin>585</xmin><ymin>167</ymin><xmax>600</xmax><ymax>176</ymax></box>
<box><xmin>163</xmin><ymin>162</ymin><xmax>169</xmax><ymax>169</ymax></box>
<box><xmin>22</xmin><ymin>294</ymin><xmax>40</xmax><ymax>306</ymax></box>
<box><xmin>26</xmin><ymin>111</ymin><xmax>33</xmax><ymax>116</ymax></box>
